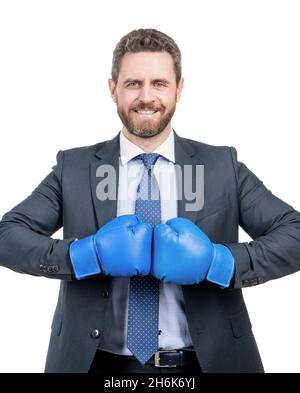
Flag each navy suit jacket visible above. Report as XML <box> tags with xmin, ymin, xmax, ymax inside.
<box><xmin>1</xmin><ymin>131</ymin><xmax>300</xmax><ymax>372</ymax></box>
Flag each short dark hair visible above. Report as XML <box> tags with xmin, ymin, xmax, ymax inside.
<box><xmin>111</xmin><ymin>28</ymin><xmax>182</xmax><ymax>85</ymax></box>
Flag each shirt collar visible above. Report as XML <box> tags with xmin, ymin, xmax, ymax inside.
<box><xmin>119</xmin><ymin>129</ymin><xmax>175</xmax><ymax>165</ymax></box>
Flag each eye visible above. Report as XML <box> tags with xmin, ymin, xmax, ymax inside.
<box><xmin>127</xmin><ymin>82</ymin><xmax>139</xmax><ymax>87</ymax></box>
<box><xmin>154</xmin><ymin>81</ymin><xmax>167</xmax><ymax>87</ymax></box>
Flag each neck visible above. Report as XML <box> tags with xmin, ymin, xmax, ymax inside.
<box><xmin>122</xmin><ymin>124</ymin><xmax>172</xmax><ymax>153</ymax></box>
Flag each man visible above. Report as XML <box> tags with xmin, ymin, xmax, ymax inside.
<box><xmin>1</xmin><ymin>28</ymin><xmax>300</xmax><ymax>374</ymax></box>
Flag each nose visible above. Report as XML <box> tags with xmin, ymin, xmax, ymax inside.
<box><xmin>138</xmin><ymin>83</ymin><xmax>155</xmax><ymax>103</ymax></box>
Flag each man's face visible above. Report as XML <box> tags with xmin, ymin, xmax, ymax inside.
<box><xmin>109</xmin><ymin>52</ymin><xmax>184</xmax><ymax>138</ymax></box>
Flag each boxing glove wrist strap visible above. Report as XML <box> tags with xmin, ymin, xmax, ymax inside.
<box><xmin>69</xmin><ymin>235</ymin><xmax>102</xmax><ymax>280</ymax></box>
<box><xmin>206</xmin><ymin>244</ymin><xmax>235</xmax><ymax>288</ymax></box>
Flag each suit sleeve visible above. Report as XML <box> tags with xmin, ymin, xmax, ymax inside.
<box><xmin>225</xmin><ymin>146</ymin><xmax>300</xmax><ymax>289</ymax></box>
<box><xmin>0</xmin><ymin>150</ymin><xmax>76</xmax><ymax>281</ymax></box>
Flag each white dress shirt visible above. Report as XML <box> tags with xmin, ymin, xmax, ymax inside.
<box><xmin>99</xmin><ymin>129</ymin><xmax>193</xmax><ymax>355</ymax></box>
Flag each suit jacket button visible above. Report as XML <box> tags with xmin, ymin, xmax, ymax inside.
<box><xmin>102</xmin><ymin>290</ymin><xmax>109</xmax><ymax>298</ymax></box>
<box><xmin>91</xmin><ymin>329</ymin><xmax>101</xmax><ymax>339</ymax></box>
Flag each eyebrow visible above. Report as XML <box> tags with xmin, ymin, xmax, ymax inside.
<box><xmin>123</xmin><ymin>79</ymin><xmax>140</xmax><ymax>85</ymax></box>
<box><xmin>123</xmin><ymin>78</ymin><xmax>170</xmax><ymax>86</ymax></box>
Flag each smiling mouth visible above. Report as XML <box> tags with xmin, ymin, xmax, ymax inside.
<box><xmin>133</xmin><ymin>110</ymin><xmax>159</xmax><ymax>115</ymax></box>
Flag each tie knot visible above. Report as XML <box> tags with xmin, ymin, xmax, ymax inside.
<box><xmin>135</xmin><ymin>153</ymin><xmax>160</xmax><ymax>170</ymax></box>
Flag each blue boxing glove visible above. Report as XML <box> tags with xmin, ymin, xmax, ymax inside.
<box><xmin>152</xmin><ymin>217</ymin><xmax>235</xmax><ymax>287</ymax></box>
<box><xmin>69</xmin><ymin>214</ymin><xmax>152</xmax><ymax>280</ymax></box>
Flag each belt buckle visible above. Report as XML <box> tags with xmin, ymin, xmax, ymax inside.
<box><xmin>154</xmin><ymin>349</ymin><xmax>178</xmax><ymax>367</ymax></box>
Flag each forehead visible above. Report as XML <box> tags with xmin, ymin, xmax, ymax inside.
<box><xmin>118</xmin><ymin>52</ymin><xmax>175</xmax><ymax>81</ymax></box>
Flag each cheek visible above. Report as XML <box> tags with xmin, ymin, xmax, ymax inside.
<box><xmin>158</xmin><ymin>88</ymin><xmax>177</xmax><ymax>104</ymax></box>
<box><xmin>159</xmin><ymin>95</ymin><xmax>176</xmax><ymax>110</ymax></box>
<box><xmin>116</xmin><ymin>89</ymin><xmax>139</xmax><ymax>108</ymax></box>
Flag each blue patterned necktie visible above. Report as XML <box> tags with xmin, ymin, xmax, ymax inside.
<box><xmin>127</xmin><ymin>153</ymin><xmax>161</xmax><ymax>365</ymax></box>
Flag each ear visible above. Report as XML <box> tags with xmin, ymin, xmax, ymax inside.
<box><xmin>176</xmin><ymin>78</ymin><xmax>184</xmax><ymax>102</ymax></box>
<box><xmin>108</xmin><ymin>78</ymin><xmax>117</xmax><ymax>103</ymax></box>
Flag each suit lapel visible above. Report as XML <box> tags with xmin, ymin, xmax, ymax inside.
<box><xmin>90</xmin><ymin>132</ymin><xmax>120</xmax><ymax>229</ymax></box>
<box><xmin>174</xmin><ymin>131</ymin><xmax>204</xmax><ymax>223</ymax></box>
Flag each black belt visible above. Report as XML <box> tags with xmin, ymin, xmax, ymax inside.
<box><xmin>97</xmin><ymin>348</ymin><xmax>198</xmax><ymax>368</ymax></box>
<box><xmin>145</xmin><ymin>348</ymin><xmax>197</xmax><ymax>368</ymax></box>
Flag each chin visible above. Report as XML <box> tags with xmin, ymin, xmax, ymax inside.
<box><xmin>130</xmin><ymin>128</ymin><xmax>163</xmax><ymax>138</ymax></box>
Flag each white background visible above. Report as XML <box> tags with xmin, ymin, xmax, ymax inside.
<box><xmin>0</xmin><ymin>0</ymin><xmax>300</xmax><ymax>373</ymax></box>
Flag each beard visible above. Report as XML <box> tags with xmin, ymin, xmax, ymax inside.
<box><xmin>116</xmin><ymin>101</ymin><xmax>176</xmax><ymax>138</ymax></box>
